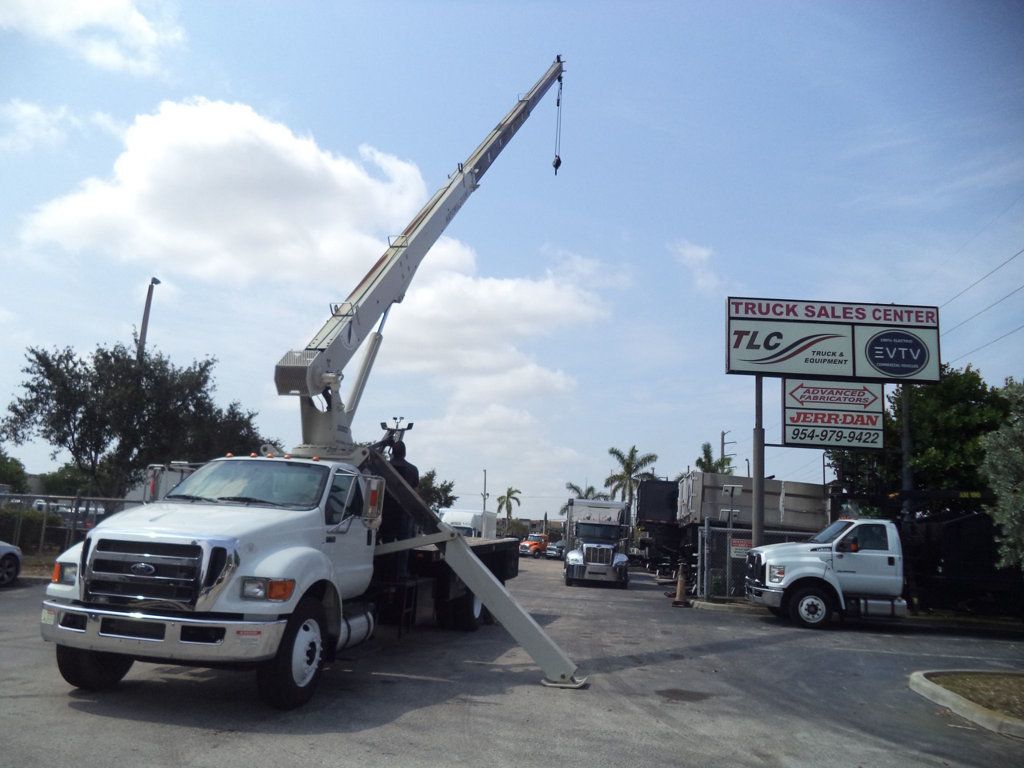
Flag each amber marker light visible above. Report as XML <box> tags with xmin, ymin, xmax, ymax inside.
<box><xmin>51</xmin><ymin>562</ymin><xmax>61</xmax><ymax>583</ymax></box>
<box><xmin>267</xmin><ymin>579</ymin><xmax>296</xmax><ymax>601</ymax></box>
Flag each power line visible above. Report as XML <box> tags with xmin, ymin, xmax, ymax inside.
<box><xmin>933</xmin><ymin>189</ymin><xmax>1024</xmax><ymax>273</ymax></box>
<box><xmin>940</xmin><ymin>246</ymin><xmax>1024</xmax><ymax>308</ymax></box>
<box><xmin>947</xmin><ymin>322</ymin><xmax>1024</xmax><ymax>363</ymax></box>
<box><xmin>941</xmin><ymin>282</ymin><xmax>1024</xmax><ymax>336</ymax></box>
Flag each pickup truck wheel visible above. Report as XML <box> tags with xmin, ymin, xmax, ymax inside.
<box><xmin>564</xmin><ymin>571</ymin><xmax>573</xmax><ymax>586</ymax></box>
<box><xmin>257</xmin><ymin>597</ymin><xmax>326</xmax><ymax>709</ymax></box>
<box><xmin>789</xmin><ymin>587</ymin><xmax>832</xmax><ymax>629</ymax></box>
<box><xmin>55</xmin><ymin>645</ymin><xmax>134</xmax><ymax>690</ymax></box>
<box><xmin>533</xmin><ymin>550</ymin><xmax>541</xmax><ymax>559</ymax></box>
<box><xmin>453</xmin><ymin>591</ymin><xmax>483</xmax><ymax>632</ymax></box>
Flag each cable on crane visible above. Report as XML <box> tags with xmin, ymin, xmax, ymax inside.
<box><xmin>552</xmin><ymin>70</ymin><xmax>564</xmax><ymax>174</ymax></box>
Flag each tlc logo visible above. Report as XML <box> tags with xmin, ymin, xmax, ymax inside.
<box><xmin>731</xmin><ymin>330</ymin><xmax>782</xmax><ymax>350</ymax></box>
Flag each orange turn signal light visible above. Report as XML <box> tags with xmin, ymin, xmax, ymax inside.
<box><xmin>267</xmin><ymin>579</ymin><xmax>296</xmax><ymax>601</ymax></box>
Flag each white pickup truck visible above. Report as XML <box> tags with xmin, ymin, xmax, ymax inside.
<box><xmin>745</xmin><ymin>517</ymin><xmax>909</xmax><ymax>628</ymax></box>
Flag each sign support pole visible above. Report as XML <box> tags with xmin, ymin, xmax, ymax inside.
<box><xmin>753</xmin><ymin>375</ymin><xmax>765</xmax><ymax>548</ymax></box>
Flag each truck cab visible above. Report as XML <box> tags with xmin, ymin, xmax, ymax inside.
<box><xmin>42</xmin><ymin>455</ymin><xmax>385</xmax><ymax>708</ymax></box>
<box><xmin>745</xmin><ymin>518</ymin><xmax>907</xmax><ymax>628</ymax></box>
<box><xmin>519</xmin><ymin>533</ymin><xmax>548</xmax><ymax>558</ymax></box>
<box><xmin>563</xmin><ymin>499</ymin><xmax>630</xmax><ymax>588</ymax></box>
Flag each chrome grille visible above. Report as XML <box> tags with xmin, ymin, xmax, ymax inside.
<box><xmin>86</xmin><ymin>538</ymin><xmax>204</xmax><ymax>607</ymax></box>
<box><xmin>745</xmin><ymin>552</ymin><xmax>765</xmax><ymax>586</ymax></box>
<box><xmin>583</xmin><ymin>546</ymin><xmax>612</xmax><ymax>565</ymax></box>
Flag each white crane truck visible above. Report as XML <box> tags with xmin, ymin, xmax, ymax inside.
<box><xmin>40</xmin><ymin>56</ymin><xmax>586</xmax><ymax>708</ymax></box>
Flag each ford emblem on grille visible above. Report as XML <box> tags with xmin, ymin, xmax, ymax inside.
<box><xmin>130</xmin><ymin>562</ymin><xmax>156</xmax><ymax>576</ymax></box>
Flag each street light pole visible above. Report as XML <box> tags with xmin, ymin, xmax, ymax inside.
<box><xmin>137</xmin><ymin>277</ymin><xmax>161</xmax><ymax>364</ymax></box>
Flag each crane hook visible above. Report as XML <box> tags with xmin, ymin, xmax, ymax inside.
<box><xmin>552</xmin><ymin>155</ymin><xmax>562</xmax><ymax>175</ymax></box>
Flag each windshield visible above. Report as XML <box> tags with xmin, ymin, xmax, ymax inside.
<box><xmin>807</xmin><ymin>519</ymin><xmax>855</xmax><ymax>544</ymax></box>
<box><xmin>527</xmin><ymin>534</ymin><xmax>545</xmax><ymax>542</ymax></box>
<box><xmin>166</xmin><ymin>459</ymin><xmax>329</xmax><ymax>510</ymax></box>
<box><xmin>575</xmin><ymin>523</ymin><xmax>621</xmax><ymax>542</ymax></box>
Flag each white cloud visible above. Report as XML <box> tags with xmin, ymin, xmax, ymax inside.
<box><xmin>0</xmin><ymin>100</ymin><xmax>78</xmax><ymax>152</ymax></box>
<box><xmin>0</xmin><ymin>0</ymin><xmax>183</xmax><ymax>76</ymax></box>
<box><xmin>671</xmin><ymin>239</ymin><xmax>723</xmax><ymax>293</ymax></box>
<box><xmin>22</xmin><ymin>98</ymin><xmax>428</xmax><ymax>281</ymax></box>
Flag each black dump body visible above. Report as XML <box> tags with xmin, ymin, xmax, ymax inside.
<box><xmin>635</xmin><ymin>480</ymin><xmax>684</xmax><ymax>572</ymax></box>
<box><xmin>898</xmin><ymin>510</ymin><xmax>1023</xmax><ymax>617</ymax></box>
<box><xmin>363</xmin><ymin>449</ymin><xmax>519</xmax><ymax>628</ymax></box>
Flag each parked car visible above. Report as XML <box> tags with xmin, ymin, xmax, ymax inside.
<box><xmin>545</xmin><ymin>541</ymin><xmax>566</xmax><ymax>560</ymax></box>
<box><xmin>0</xmin><ymin>540</ymin><xmax>22</xmax><ymax>587</ymax></box>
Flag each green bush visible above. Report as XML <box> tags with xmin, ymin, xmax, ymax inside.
<box><xmin>0</xmin><ymin>507</ymin><xmax>65</xmax><ymax>552</ymax></box>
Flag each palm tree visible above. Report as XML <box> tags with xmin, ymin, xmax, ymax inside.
<box><xmin>497</xmin><ymin>486</ymin><xmax>521</xmax><ymax>534</ymax></box>
<box><xmin>694</xmin><ymin>441</ymin><xmax>734</xmax><ymax>474</ymax></box>
<box><xmin>560</xmin><ymin>481</ymin><xmax>609</xmax><ymax>515</ymax></box>
<box><xmin>603</xmin><ymin>445</ymin><xmax>658</xmax><ymax>523</ymax></box>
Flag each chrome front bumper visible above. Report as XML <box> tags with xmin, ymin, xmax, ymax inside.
<box><xmin>40</xmin><ymin>600</ymin><xmax>286</xmax><ymax>663</ymax></box>
<box><xmin>744</xmin><ymin>581</ymin><xmax>784</xmax><ymax>609</ymax></box>
<box><xmin>565</xmin><ymin>563</ymin><xmax>627</xmax><ymax>584</ymax></box>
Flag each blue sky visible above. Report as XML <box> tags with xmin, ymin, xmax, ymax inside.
<box><xmin>1</xmin><ymin>1</ymin><xmax>1022</xmax><ymax>518</ymax></box>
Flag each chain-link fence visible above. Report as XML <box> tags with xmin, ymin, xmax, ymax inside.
<box><xmin>696</xmin><ymin>522</ymin><xmax>812</xmax><ymax>599</ymax></box>
<box><xmin>0</xmin><ymin>495</ymin><xmax>140</xmax><ymax>554</ymax></box>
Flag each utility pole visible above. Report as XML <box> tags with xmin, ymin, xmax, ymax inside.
<box><xmin>137</xmin><ymin>277</ymin><xmax>161</xmax><ymax>364</ymax></box>
<box><xmin>720</xmin><ymin>430</ymin><xmax>736</xmax><ymax>469</ymax></box>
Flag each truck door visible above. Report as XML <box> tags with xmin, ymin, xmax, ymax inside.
<box><xmin>834</xmin><ymin>523</ymin><xmax>903</xmax><ymax>597</ymax></box>
<box><xmin>323</xmin><ymin>470</ymin><xmax>375</xmax><ymax>596</ymax></box>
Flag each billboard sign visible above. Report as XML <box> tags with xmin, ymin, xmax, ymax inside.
<box><xmin>782</xmin><ymin>379</ymin><xmax>885</xmax><ymax>450</ymax></box>
<box><xmin>727</xmin><ymin>298</ymin><xmax>939</xmax><ymax>383</ymax></box>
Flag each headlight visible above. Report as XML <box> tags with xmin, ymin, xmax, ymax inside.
<box><xmin>51</xmin><ymin>562</ymin><xmax>78</xmax><ymax>585</ymax></box>
<box><xmin>241</xmin><ymin>577</ymin><xmax>295</xmax><ymax>601</ymax></box>
<box><xmin>768</xmin><ymin>565</ymin><xmax>785</xmax><ymax>583</ymax></box>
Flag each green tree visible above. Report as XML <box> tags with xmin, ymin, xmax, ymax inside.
<box><xmin>38</xmin><ymin>463</ymin><xmax>93</xmax><ymax>496</ymax></box>
<box><xmin>826</xmin><ymin>364</ymin><xmax>1009</xmax><ymax>511</ymax></box>
<box><xmin>0</xmin><ymin>446</ymin><xmax>28</xmax><ymax>493</ymax></box>
<box><xmin>694</xmin><ymin>441</ymin><xmax>734</xmax><ymax>474</ymax></box>
<box><xmin>980</xmin><ymin>378</ymin><xmax>1024</xmax><ymax>569</ymax></box>
<box><xmin>418</xmin><ymin>469</ymin><xmax>458</xmax><ymax>514</ymax></box>
<box><xmin>604</xmin><ymin>445</ymin><xmax>658</xmax><ymax>522</ymax></box>
<box><xmin>560</xmin><ymin>481</ymin><xmax>609</xmax><ymax>515</ymax></box>
<box><xmin>2</xmin><ymin>343</ymin><xmax>273</xmax><ymax>497</ymax></box>
<box><xmin>497</xmin><ymin>486</ymin><xmax>521</xmax><ymax>532</ymax></box>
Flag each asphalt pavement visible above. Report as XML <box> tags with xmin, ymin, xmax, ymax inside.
<box><xmin>1</xmin><ymin>560</ymin><xmax>1022</xmax><ymax>768</ymax></box>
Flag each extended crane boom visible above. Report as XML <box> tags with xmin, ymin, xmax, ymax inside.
<box><xmin>275</xmin><ymin>56</ymin><xmax>564</xmax><ymax>457</ymax></box>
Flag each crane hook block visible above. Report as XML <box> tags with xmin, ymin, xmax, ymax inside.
<box><xmin>552</xmin><ymin>154</ymin><xmax>562</xmax><ymax>175</ymax></box>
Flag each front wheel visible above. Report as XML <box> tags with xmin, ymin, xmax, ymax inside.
<box><xmin>533</xmin><ymin>550</ymin><xmax>541</xmax><ymax>559</ymax></box>
<box><xmin>788</xmin><ymin>586</ymin><xmax>832</xmax><ymax>629</ymax></box>
<box><xmin>55</xmin><ymin>645</ymin><xmax>134</xmax><ymax>690</ymax></box>
<box><xmin>257</xmin><ymin>597</ymin><xmax>327</xmax><ymax>709</ymax></box>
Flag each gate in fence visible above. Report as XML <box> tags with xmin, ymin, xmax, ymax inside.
<box><xmin>696</xmin><ymin>520</ymin><xmax>811</xmax><ymax>599</ymax></box>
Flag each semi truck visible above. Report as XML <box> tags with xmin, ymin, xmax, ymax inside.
<box><xmin>563</xmin><ymin>499</ymin><xmax>630</xmax><ymax>588</ymax></box>
<box><xmin>40</xmin><ymin>56</ymin><xmax>587</xmax><ymax>708</ymax></box>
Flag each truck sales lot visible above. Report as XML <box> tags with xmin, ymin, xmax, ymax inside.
<box><xmin>2</xmin><ymin>560</ymin><xmax>1021</xmax><ymax>768</ymax></box>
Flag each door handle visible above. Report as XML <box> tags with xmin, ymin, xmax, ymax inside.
<box><xmin>325</xmin><ymin>535</ymin><xmax>336</xmax><ymax>543</ymax></box>
<box><xmin>887</xmin><ymin>556</ymin><xmax>895</xmax><ymax>566</ymax></box>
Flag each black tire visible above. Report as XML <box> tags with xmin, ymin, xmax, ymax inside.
<box><xmin>564</xmin><ymin>570</ymin><xmax>573</xmax><ymax>586</ymax></box>
<box><xmin>533</xmin><ymin>550</ymin><xmax>541</xmax><ymax>559</ymax></box>
<box><xmin>452</xmin><ymin>591</ymin><xmax>483</xmax><ymax>632</ymax></box>
<box><xmin>55</xmin><ymin>645</ymin><xmax>134</xmax><ymax>690</ymax></box>
<box><xmin>0</xmin><ymin>553</ymin><xmax>19</xmax><ymax>587</ymax></box>
<box><xmin>788</xmin><ymin>586</ymin><xmax>832</xmax><ymax>629</ymax></box>
<box><xmin>257</xmin><ymin>597</ymin><xmax>327</xmax><ymax>709</ymax></box>
<box><xmin>618</xmin><ymin>576</ymin><xmax>629</xmax><ymax>590</ymax></box>
<box><xmin>767</xmin><ymin>607</ymin><xmax>783</xmax><ymax>618</ymax></box>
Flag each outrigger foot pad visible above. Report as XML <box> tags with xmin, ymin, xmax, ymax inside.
<box><xmin>541</xmin><ymin>676</ymin><xmax>589</xmax><ymax>689</ymax></box>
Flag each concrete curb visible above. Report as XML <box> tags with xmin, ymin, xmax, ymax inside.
<box><xmin>909</xmin><ymin>670</ymin><xmax>1024</xmax><ymax>740</ymax></box>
